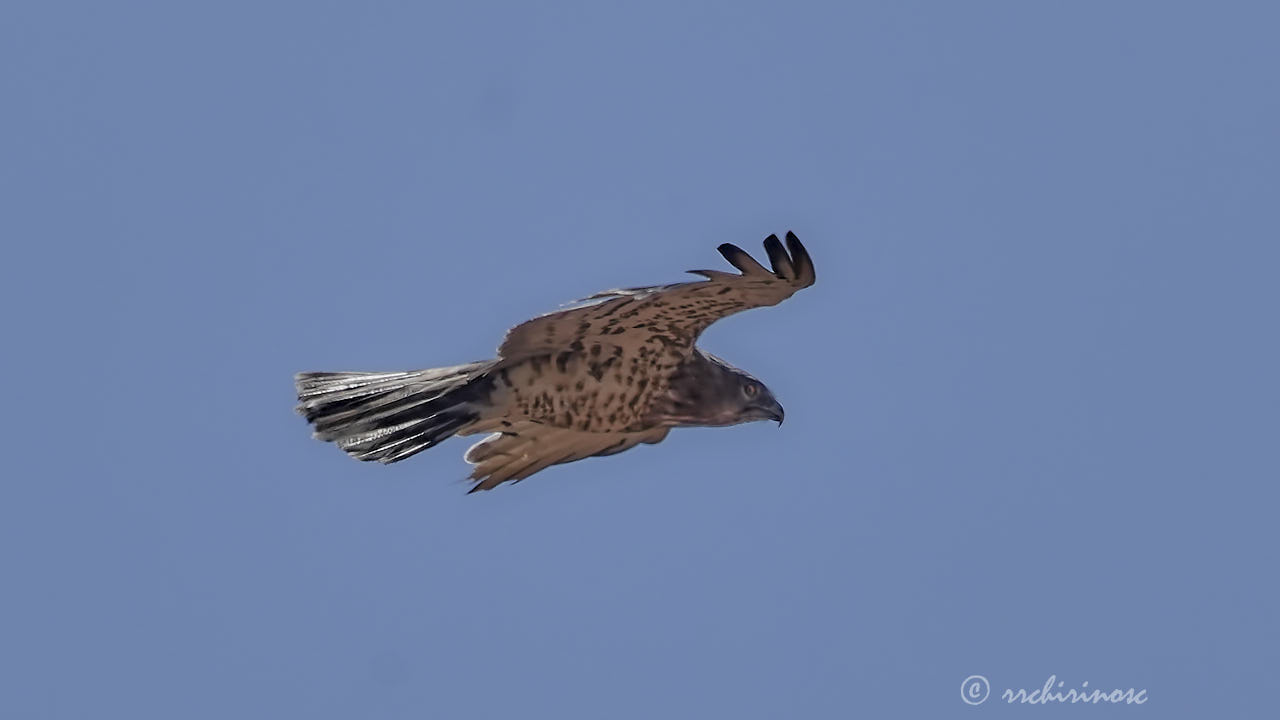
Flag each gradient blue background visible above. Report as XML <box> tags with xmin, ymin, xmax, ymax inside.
<box><xmin>4</xmin><ymin>2</ymin><xmax>1277</xmax><ymax>717</ymax></box>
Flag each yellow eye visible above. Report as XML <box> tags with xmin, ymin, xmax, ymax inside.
<box><xmin>743</xmin><ymin>383</ymin><xmax>759</xmax><ymax>398</ymax></box>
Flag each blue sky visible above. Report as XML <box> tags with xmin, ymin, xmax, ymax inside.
<box><xmin>3</xmin><ymin>2</ymin><xmax>1277</xmax><ymax>717</ymax></box>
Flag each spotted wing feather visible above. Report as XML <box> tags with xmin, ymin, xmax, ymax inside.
<box><xmin>497</xmin><ymin>233</ymin><xmax>816</xmax><ymax>360</ymax></box>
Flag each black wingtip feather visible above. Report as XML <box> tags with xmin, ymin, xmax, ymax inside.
<box><xmin>718</xmin><ymin>233</ymin><xmax>815</xmax><ymax>284</ymax></box>
<box><xmin>762</xmin><ymin>234</ymin><xmax>794</xmax><ymax>279</ymax></box>
<box><xmin>717</xmin><ymin>243</ymin><xmax>747</xmax><ymax>265</ymax></box>
<box><xmin>783</xmin><ymin>231</ymin><xmax>815</xmax><ymax>285</ymax></box>
<box><xmin>717</xmin><ymin>243</ymin><xmax>769</xmax><ymax>275</ymax></box>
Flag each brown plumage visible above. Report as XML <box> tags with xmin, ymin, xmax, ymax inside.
<box><xmin>295</xmin><ymin>232</ymin><xmax>816</xmax><ymax>491</ymax></box>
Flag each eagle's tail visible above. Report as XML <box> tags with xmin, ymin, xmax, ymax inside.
<box><xmin>295</xmin><ymin>361</ymin><xmax>495</xmax><ymax>464</ymax></box>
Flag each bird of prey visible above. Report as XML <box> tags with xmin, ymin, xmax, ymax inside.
<box><xmin>295</xmin><ymin>232</ymin><xmax>816</xmax><ymax>491</ymax></box>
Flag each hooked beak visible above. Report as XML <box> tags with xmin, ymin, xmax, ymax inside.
<box><xmin>763</xmin><ymin>399</ymin><xmax>785</xmax><ymax>426</ymax></box>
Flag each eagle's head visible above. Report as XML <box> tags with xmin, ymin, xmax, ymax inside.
<box><xmin>648</xmin><ymin>350</ymin><xmax>785</xmax><ymax>428</ymax></box>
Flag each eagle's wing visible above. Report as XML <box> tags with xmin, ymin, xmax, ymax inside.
<box><xmin>497</xmin><ymin>232</ymin><xmax>815</xmax><ymax>361</ymax></box>
<box><xmin>462</xmin><ymin>421</ymin><xmax>670</xmax><ymax>491</ymax></box>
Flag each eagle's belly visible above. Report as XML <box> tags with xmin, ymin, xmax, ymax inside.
<box><xmin>492</xmin><ymin>343</ymin><xmax>682</xmax><ymax>432</ymax></box>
